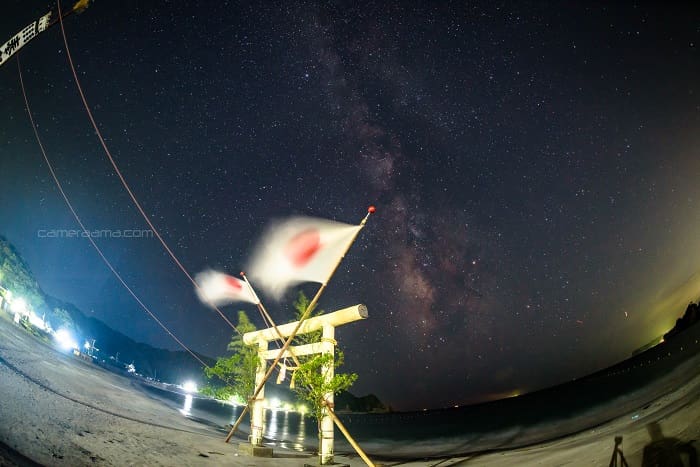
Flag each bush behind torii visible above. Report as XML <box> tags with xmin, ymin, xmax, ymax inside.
<box><xmin>288</xmin><ymin>292</ymin><xmax>358</xmax><ymax>454</ymax></box>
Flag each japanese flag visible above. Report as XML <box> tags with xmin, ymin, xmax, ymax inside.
<box><xmin>247</xmin><ymin>216</ymin><xmax>361</xmax><ymax>299</ymax></box>
<box><xmin>195</xmin><ymin>270</ymin><xmax>259</xmax><ymax>306</ymax></box>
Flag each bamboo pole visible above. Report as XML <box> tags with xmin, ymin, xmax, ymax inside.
<box><xmin>228</xmin><ymin>275</ymin><xmax>300</xmax><ymax>446</ymax></box>
<box><xmin>225</xmin><ymin>284</ymin><xmax>328</xmax><ymax>442</ymax></box>
<box><xmin>244</xmin><ymin>273</ymin><xmax>302</xmax><ymax>384</ymax></box>
<box><xmin>225</xmin><ymin>208</ymin><xmax>373</xmax><ymax>444</ymax></box>
<box><xmin>242</xmin><ymin>273</ymin><xmax>294</xmax><ymax>350</ymax></box>
<box><xmin>225</xmin><ymin>282</ymin><xmax>329</xmax><ymax>442</ymax></box>
<box><xmin>244</xmin><ymin>275</ymin><xmax>374</xmax><ymax>466</ymax></box>
<box><xmin>326</xmin><ymin>405</ymin><xmax>375</xmax><ymax>467</ymax></box>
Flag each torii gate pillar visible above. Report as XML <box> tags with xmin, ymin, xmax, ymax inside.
<box><xmin>243</xmin><ymin>304</ymin><xmax>368</xmax><ymax>464</ymax></box>
<box><xmin>320</xmin><ymin>323</ymin><xmax>335</xmax><ymax>464</ymax></box>
<box><xmin>250</xmin><ymin>339</ymin><xmax>268</xmax><ymax>446</ymax></box>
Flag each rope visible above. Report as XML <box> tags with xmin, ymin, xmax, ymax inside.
<box><xmin>55</xmin><ymin>0</ymin><xmax>241</xmax><ymax>337</ymax></box>
<box><xmin>17</xmin><ymin>56</ymin><xmax>209</xmax><ymax>370</ymax></box>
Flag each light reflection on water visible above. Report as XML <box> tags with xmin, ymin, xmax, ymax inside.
<box><xmin>266</xmin><ymin>408</ymin><xmax>278</xmax><ymax>439</ymax></box>
<box><xmin>280</xmin><ymin>410</ymin><xmax>289</xmax><ymax>444</ymax></box>
<box><xmin>221</xmin><ymin>404</ymin><xmax>309</xmax><ymax>451</ymax></box>
<box><xmin>146</xmin><ymin>387</ymin><xmax>311</xmax><ymax>451</ymax></box>
<box><xmin>179</xmin><ymin>394</ymin><xmax>193</xmax><ymax>416</ymax></box>
<box><xmin>295</xmin><ymin>415</ymin><xmax>306</xmax><ymax>451</ymax></box>
<box><xmin>261</xmin><ymin>408</ymin><xmax>307</xmax><ymax>451</ymax></box>
<box><xmin>147</xmin><ymin>342</ymin><xmax>700</xmax><ymax>460</ymax></box>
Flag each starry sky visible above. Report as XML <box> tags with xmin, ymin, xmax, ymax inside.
<box><xmin>1</xmin><ymin>1</ymin><xmax>699</xmax><ymax>410</ymax></box>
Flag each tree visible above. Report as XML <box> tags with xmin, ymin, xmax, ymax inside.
<box><xmin>292</xmin><ymin>350</ymin><xmax>357</xmax><ymax>462</ymax></box>
<box><xmin>288</xmin><ymin>292</ymin><xmax>358</xmax><ymax>461</ymax></box>
<box><xmin>202</xmin><ymin>311</ymin><xmax>259</xmax><ymax>404</ymax></box>
<box><xmin>289</xmin><ymin>290</ymin><xmax>322</xmax><ymax>346</ymax></box>
<box><xmin>287</xmin><ymin>291</ymin><xmax>323</xmax><ymax>386</ymax></box>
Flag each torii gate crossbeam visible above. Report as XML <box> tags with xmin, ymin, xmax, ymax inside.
<box><xmin>242</xmin><ymin>304</ymin><xmax>367</xmax><ymax>464</ymax></box>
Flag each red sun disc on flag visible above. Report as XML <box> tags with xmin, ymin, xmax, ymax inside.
<box><xmin>224</xmin><ymin>275</ymin><xmax>243</xmax><ymax>290</ymax></box>
<box><xmin>285</xmin><ymin>228</ymin><xmax>321</xmax><ymax>267</ymax></box>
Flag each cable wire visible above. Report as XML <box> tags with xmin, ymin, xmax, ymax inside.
<box><xmin>17</xmin><ymin>55</ymin><xmax>209</xmax><ymax>370</ymax></box>
<box><xmin>55</xmin><ymin>0</ymin><xmax>242</xmax><ymax>337</ymax></box>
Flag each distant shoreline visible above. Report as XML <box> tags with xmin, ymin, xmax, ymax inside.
<box><xmin>1</xmin><ymin>299</ymin><xmax>699</xmax><ymax>465</ymax></box>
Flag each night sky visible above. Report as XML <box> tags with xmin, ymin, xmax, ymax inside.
<box><xmin>1</xmin><ymin>1</ymin><xmax>699</xmax><ymax>410</ymax></box>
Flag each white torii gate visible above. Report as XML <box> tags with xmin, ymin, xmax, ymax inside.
<box><xmin>242</xmin><ymin>303</ymin><xmax>368</xmax><ymax>464</ymax></box>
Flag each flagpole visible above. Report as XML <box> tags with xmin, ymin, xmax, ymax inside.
<box><xmin>241</xmin><ymin>273</ymin><xmax>375</xmax><ymax>467</ymax></box>
<box><xmin>225</xmin><ymin>206</ymin><xmax>374</xmax><ymax>444</ymax></box>
<box><xmin>326</xmin><ymin>404</ymin><xmax>375</xmax><ymax>467</ymax></box>
<box><xmin>242</xmin><ymin>272</ymin><xmax>302</xmax><ymax>371</ymax></box>
<box><xmin>241</xmin><ymin>272</ymin><xmax>289</xmax><ymax>347</ymax></box>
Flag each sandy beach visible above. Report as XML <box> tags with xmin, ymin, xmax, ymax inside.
<box><xmin>1</xmin><ymin>311</ymin><xmax>699</xmax><ymax>466</ymax></box>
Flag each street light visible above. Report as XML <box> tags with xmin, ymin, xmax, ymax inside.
<box><xmin>54</xmin><ymin>329</ymin><xmax>78</xmax><ymax>351</ymax></box>
<box><xmin>28</xmin><ymin>311</ymin><xmax>46</xmax><ymax>330</ymax></box>
<box><xmin>268</xmin><ymin>397</ymin><xmax>281</xmax><ymax>410</ymax></box>
<box><xmin>11</xmin><ymin>297</ymin><xmax>27</xmax><ymax>314</ymax></box>
<box><xmin>182</xmin><ymin>381</ymin><xmax>198</xmax><ymax>393</ymax></box>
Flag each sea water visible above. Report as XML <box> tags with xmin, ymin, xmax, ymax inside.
<box><xmin>141</xmin><ymin>331</ymin><xmax>700</xmax><ymax>458</ymax></box>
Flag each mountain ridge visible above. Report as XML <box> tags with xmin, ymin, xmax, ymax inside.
<box><xmin>0</xmin><ymin>234</ymin><xmax>212</xmax><ymax>383</ymax></box>
<box><xmin>0</xmin><ymin>235</ymin><xmax>386</xmax><ymax>410</ymax></box>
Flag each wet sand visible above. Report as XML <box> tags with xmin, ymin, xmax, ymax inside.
<box><xmin>1</xmin><ymin>311</ymin><xmax>698</xmax><ymax>466</ymax></box>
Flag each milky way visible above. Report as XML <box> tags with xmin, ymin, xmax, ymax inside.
<box><xmin>1</xmin><ymin>1</ymin><xmax>699</xmax><ymax>409</ymax></box>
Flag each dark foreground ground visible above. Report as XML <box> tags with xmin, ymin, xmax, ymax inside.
<box><xmin>1</xmin><ymin>311</ymin><xmax>698</xmax><ymax>466</ymax></box>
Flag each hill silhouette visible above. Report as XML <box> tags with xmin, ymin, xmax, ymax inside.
<box><xmin>0</xmin><ymin>235</ymin><xmax>212</xmax><ymax>383</ymax></box>
<box><xmin>664</xmin><ymin>301</ymin><xmax>700</xmax><ymax>340</ymax></box>
<box><xmin>0</xmin><ymin>235</ymin><xmax>385</xmax><ymax>409</ymax></box>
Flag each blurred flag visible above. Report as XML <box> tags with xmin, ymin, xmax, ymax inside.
<box><xmin>195</xmin><ymin>270</ymin><xmax>259</xmax><ymax>306</ymax></box>
<box><xmin>247</xmin><ymin>216</ymin><xmax>361</xmax><ymax>299</ymax></box>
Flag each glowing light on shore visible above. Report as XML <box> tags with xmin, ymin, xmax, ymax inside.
<box><xmin>28</xmin><ymin>312</ymin><xmax>46</xmax><ymax>330</ymax></box>
<box><xmin>181</xmin><ymin>381</ymin><xmax>198</xmax><ymax>393</ymax></box>
<box><xmin>11</xmin><ymin>297</ymin><xmax>27</xmax><ymax>314</ymax></box>
<box><xmin>267</xmin><ymin>397</ymin><xmax>281</xmax><ymax>410</ymax></box>
<box><xmin>54</xmin><ymin>329</ymin><xmax>78</xmax><ymax>351</ymax></box>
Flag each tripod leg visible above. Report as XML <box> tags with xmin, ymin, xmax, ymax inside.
<box><xmin>609</xmin><ymin>448</ymin><xmax>618</xmax><ymax>467</ymax></box>
<box><xmin>619</xmin><ymin>450</ymin><xmax>629</xmax><ymax>467</ymax></box>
